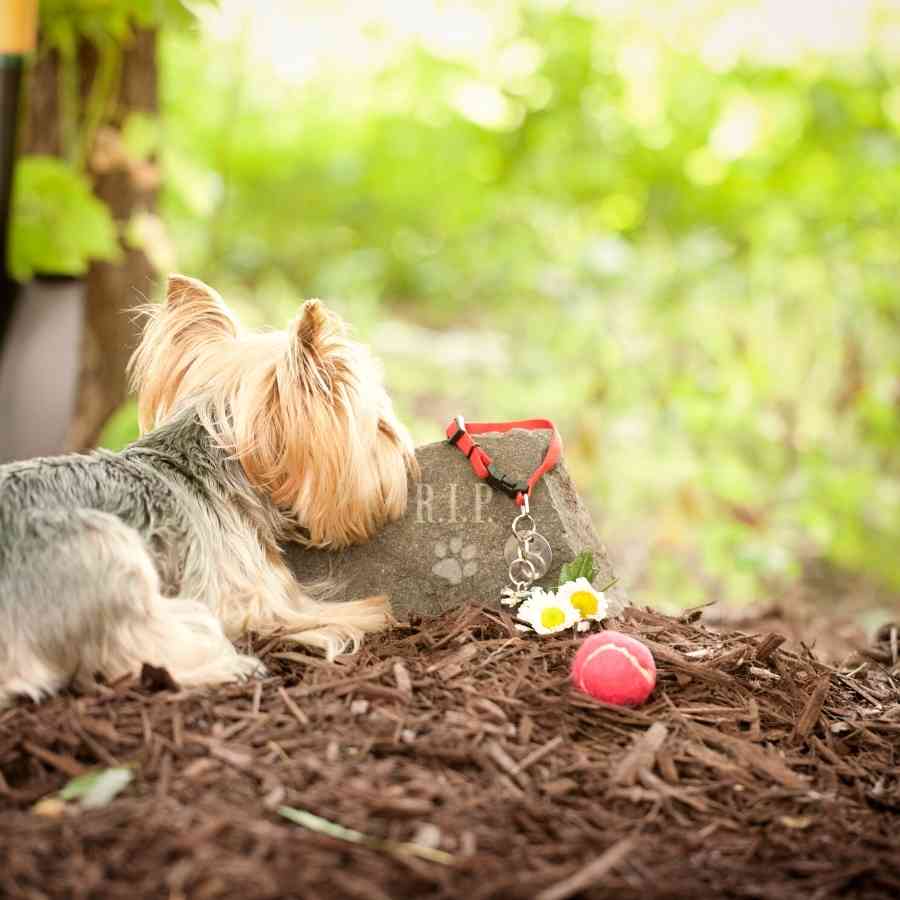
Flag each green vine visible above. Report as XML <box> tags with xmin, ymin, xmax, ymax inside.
<box><xmin>54</xmin><ymin>25</ymin><xmax>79</xmax><ymax>165</ymax></box>
<box><xmin>78</xmin><ymin>37</ymin><xmax>122</xmax><ymax>170</ymax></box>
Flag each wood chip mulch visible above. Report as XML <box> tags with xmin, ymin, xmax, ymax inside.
<box><xmin>2</xmin><ymin>606</ymin><xmax>899</xmax><ymax>900</ymax></box>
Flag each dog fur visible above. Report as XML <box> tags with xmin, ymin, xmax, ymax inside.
<box><xmin>0</xmin><ymin>275</ymin><xmax>416</xmax><ymax>705</ymax></box>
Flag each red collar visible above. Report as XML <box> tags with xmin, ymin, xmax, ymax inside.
<box><xmin>445</xmin><ymin>416</ymin><xmax>563</xmax><ymax>506</ymax></box>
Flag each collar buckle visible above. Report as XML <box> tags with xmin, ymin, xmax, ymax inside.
<box><xmin>485</xmin><ymin>463</ymin><xmax>528</xmax><ymax>500</ymax></box>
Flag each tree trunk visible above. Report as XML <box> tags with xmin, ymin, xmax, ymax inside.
<box><xmin>23</xmin><ymin>27</ymin><xmax>158</xmax><ymax>450</ymax></box>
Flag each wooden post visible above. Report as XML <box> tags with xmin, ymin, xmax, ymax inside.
<box><xmin>1</xmin><ymin>0</ymin><xmax>38</xmax><ymax>335</ymax></box>
<box><xmin>0</xmin><ymin>1</ymin><xmax>38</xmax><ymax>54</ymax></box>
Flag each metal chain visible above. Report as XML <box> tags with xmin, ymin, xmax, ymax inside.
<box><xmin>504</xmin><ymin>493</ymin><xmax>550</xmax><ymax>600</ymax></box>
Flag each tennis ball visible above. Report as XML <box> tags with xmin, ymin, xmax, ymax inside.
<box><xmin>571</xmin><ymin>631</ymin><xmax>657</xmax><ymax>706</ymax></box>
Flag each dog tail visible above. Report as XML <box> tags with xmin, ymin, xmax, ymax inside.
<box><xmin>282</xmin><ymin>594</ymin><xmax>395</xmax><ymax>660</ymax></box>
<box><xmin>235</xmin><ymin>594</ymin><xmax>393</xmax><ymax>661</ymax></box>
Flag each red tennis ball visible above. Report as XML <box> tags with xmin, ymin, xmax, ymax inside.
<box><xmin>571</xmin><ymin>631</ymin><xmax>657</xmax><ymax>706</ymax></box>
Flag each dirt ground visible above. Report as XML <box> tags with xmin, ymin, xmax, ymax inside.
<box><xmin>2</xmin><ymin>604</ymin><xmax>899</xmax><ymax>900</ymax></box>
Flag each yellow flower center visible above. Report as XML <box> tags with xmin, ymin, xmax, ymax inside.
<box><xmin>540</xmin><ymin>607</ymin><xmax>566</xmax><ymax>630</ymax></box>
<box><xmin>570</xmin><ymin>590</ymin><xmax>598</xmax><ymax>618</ymax></box>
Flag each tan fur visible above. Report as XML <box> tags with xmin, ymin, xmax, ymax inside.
<box><xmin>130</xmin><ymin>275</ymin><xmax>417</xmax><ymax>549</ymax></box>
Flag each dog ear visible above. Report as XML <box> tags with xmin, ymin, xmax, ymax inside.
<box><xmin>293</xmin><ymin>299</ymin><xmax>331</xmax><ymax>350</ymax></box>
<box><xmin>164</xmin><ymin>274</ymin><xmax>238</xmax><ymax>337</ymax></box>
<box><xmin>129</xmin><ymin>274</ymin><xmax>239</xmax><ymax>431</ymax></box>
<box><xmin>287</xmin><ymin>300</ymin><xmax>348</xmax><ymax>386</ymax></box>
<box><xmin>166</xmin><ymin>273</ymin><xmax>219</xmax><ymax>304</ymax></box>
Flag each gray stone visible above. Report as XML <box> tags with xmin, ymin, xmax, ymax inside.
<box><xmin>285</xmin><ymin>429</ymin><xmax>626</xmax><ymax>620</ymax></box>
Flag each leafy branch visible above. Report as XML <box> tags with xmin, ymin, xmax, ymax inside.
<box><xmin>10</xmin><ymin>1</ymin><xmax>212</xmax><ymax>278</ymax></box>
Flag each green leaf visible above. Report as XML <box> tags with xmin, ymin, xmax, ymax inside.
<box><xmin>39</xmin><ymin>0</ymin><xmax>215</xmax><ymax>38</ymax></box>
<box><xmin>278</xmin><ymin>806</ymin><xmax>454</xmax><ymax>865</ymax></box>
<box><xmin>8</xmin><ymin>156</ymin><xmax>121</xmax><ymax>280</ymax></box>
<box><xmin>59</xmin><ymin>767</ymin><xmax>133</xmax><ymax>809</ymax></box>
<box><xmin>559</xmin><ymin>550</ymin><xmax>595</xmax><ymax>587</ymax></box>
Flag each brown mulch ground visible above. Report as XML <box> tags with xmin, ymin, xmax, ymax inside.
<box><xmin>2</xmin><ymin>606</ymin><xmax>899</xmax><ymax>900</ymax></box>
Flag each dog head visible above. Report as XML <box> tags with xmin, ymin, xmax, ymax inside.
<box><xmin>129</xmin><ymin>274</ymin><xmax>417</xmax><ymax>547</ymax></box>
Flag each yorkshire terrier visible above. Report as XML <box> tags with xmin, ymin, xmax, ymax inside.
<box><xmin>0</xmin><ymin>275</ymin><xmax>416</xmax><ymax>705</ymax></box>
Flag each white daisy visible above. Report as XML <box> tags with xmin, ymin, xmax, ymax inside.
<box><xmin>556</xmin><ymin>577</ymin><xmax>608</xmax><ymax>624</ymax></box>
<box><xmin>516</xmin><ymin>587</ymin><xmax>578</xmax><ymax>635</ymax></box>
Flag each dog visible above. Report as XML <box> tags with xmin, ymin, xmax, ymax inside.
<box><xmin>0</xmin><ymin>275</ymin><xmax>416</xmax><ymax>705</ymax></box>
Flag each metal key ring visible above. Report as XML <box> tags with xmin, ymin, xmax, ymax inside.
<box><xmin>512</xmin><ymin>513</ymin><xmax>537</xmax><ymax>540</ymax></box>
<box><xmin>508</xmin><ymin>556</ymin><xmax>537</xmax><ymax>586</ymax></box>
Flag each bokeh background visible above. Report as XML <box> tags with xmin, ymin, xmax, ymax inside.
<box><xmin>10</xmin><ymin>0</ymin><xmax>900</xmax><ymax>627</ymax></box>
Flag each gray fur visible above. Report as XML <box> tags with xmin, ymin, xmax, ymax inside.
<box><xmin>0</xmin><ymin>413</ymin><xmax>329</xmax><ymax>702</ymax></box>
<box><xmin>2</xmin><ymin>414</ymin><xmax>246</xmax><ymax>596</ymax></box>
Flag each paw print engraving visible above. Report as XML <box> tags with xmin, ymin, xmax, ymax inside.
<box><xmin>432</xmin><ymin>537</ymin><xmax>478</xmax><ymax>585</ymax></box>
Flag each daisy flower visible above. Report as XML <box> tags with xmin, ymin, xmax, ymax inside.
<box><xmin>516</xmin><ymin>587</ymin><xmax>578</xmax><ymax>635</ymax></box>
<box><xmin>556</xmin><ymin>577</ymin><xmax>608</xmax><ymax>626</ymax></box>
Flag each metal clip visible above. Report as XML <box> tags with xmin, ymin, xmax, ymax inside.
<box><xmin>447</xmin><ymin>415</ymin><xmax>466</xmax><ymax>446</ymax></box>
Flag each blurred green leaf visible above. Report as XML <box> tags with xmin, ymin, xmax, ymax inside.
<box><xmin>59</xmin><ymin>767</ymin><xmax>133</xmax><ymax>809</ymax></box>
<box><xmin>559</xmin><ymin>551</ymin><xmax>595</xmax><ymax>587</ymax></box>
<box><xmin>99</xmin><ymin>400</ymin><xmax>141</xmax><ymax>451</ymax></box>
<box><xmin>9</xmin><ymin>156</ymin><xmax>120</xmax><ymax>280</ymax></box>
<box><xmin>278</xmin><ymin>806</ymin><xmax>454</xmax><ymax>864</ymax></box>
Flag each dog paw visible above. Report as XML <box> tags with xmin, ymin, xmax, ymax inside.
<box><xmin>432</xmin><ymin>536</ymin><xmax>478</xmax><ymax>585</ymax></box>
<box><xmin>246</xmin><ymin>657</ymin><xmax>269</xmax><ymax>680</ymax></box>
<box><xmin>230</xmin><ymin>654</ymin><xmax>268</xmax><ymax>682</ymax></box>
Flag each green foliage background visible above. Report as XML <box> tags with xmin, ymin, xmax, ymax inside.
<box><xmin>17</xmin><ymin>1</ymin><xmax>900</xmax><ymax>612</ymax></box>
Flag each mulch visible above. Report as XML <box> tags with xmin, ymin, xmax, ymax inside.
<box><xmin>1</xmin><ymin>605</ymin><xmax>899</xmax><ymax>900</ymax></box>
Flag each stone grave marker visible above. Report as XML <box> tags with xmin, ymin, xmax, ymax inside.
<box><xmin>286</xmin><ymin>428</ymin><xmax>626</xmax><ymax>620</ymax></box>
